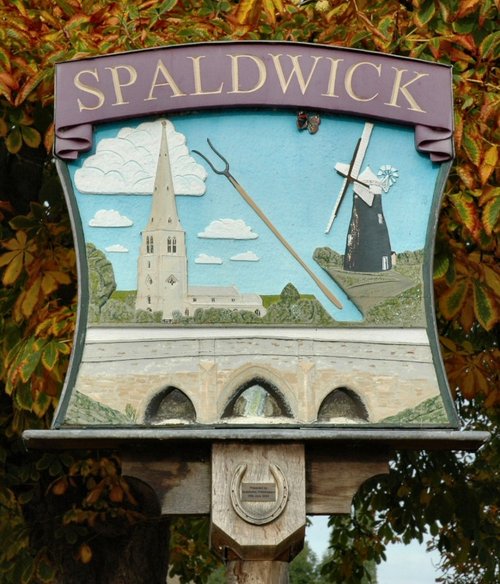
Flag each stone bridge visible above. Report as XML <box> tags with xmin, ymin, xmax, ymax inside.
<box><xmin>65</xmin><ymin>327</ymin><xmax>446</xmax><ymax>426</ymax></box>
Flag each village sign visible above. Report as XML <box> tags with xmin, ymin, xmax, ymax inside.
<box><xmin>37</xmin><ymin>40</ymin><xmax>465</xmax><ymax>432</ymax></box>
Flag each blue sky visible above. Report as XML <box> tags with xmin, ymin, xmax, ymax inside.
<box><xmin>68</xmin><ymin>110</ymin><xmax>440</xmax><ymax>322</ymax></box>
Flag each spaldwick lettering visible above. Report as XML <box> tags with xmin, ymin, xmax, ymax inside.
<box><xmin>55</xmin><ymin>42</ymin><xmax>453</xmax><ymax>161</ymax></box>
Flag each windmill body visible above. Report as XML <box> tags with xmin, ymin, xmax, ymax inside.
<box><xmin>327</xmin><ymin>123</ymin><xmax>396</xmax><ymax>274</ymax></box>
<box><xmin>343</xmin><ymin>166</ymin><xmax>392</xmax><ymax>273</ymax></box>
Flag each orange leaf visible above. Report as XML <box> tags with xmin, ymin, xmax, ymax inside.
<box><xmin>480</xmin><ymin>145</ymin><xmax>498</xmax><ymax>185</ymax></box>
<box><xmin>3</xmin><ymin>230</ymin><xmax>27</xmax><ymax>251</ymax></box>
<box><xmin>1</xmin><ymin>252</ymin><xmax>23</xmax><ymax>285</ymax></box>
<box><xmin>450</xmin><ymin>193</ymin><xmax>482</xmax><ymax>239</ymax></box>
<box><xmin>459</xmin><ymin>298</ymin><xmax>475</xmax><ymax>331</ymax></box>
<box><xmin>262</xmin><ymin>0</ymin><xmax>277</xmax><ymax>24</ymax></box>
<box><xmin>456</xmin><ymin>0</ymin><xmax>482</xmax><ymax>19</ymax></box>
<box><xmin>234</xmin><ymin>0</ymin><xmax>261</xmax><ymax>25</ymax></box>
<box><xmin>484</xmin><ymin>389</ymin><xmax>500</xmax><ymax>408</ymax></box>
<box><xmin>6</xmin><ymin>128</ymin><xmax>22</xmax><ymax>154</ymax></box>
<box><xmin>456</xmin><ymin>163</ymin><xmax>477</xmax><ymax>189</ymax></box>
<box><xmin>41</xmin><ymin>273</ymin><xmax>58</xmax><ymax>295</ymax></box>
<box><xmin>438</xmin><ymin>278</ymin><xmax>469</xmax><ymax>319</ymax></box>
<box><xmin>21</xmin><ymin>278</ymin><xmax>42</xmax><ymax>318</ymax></box>
<box><xmin>85</xmin><ymin>486</ymin><xmax>104</xmax><ymax>505</ymax></box>
<box><xmin>472</xmin><ymin>366</ymin><xmax>489</xmax><ymax>395</ymax></box>
<box><xmin>0</xmin><ymin>250</ymin><xmax>19</xmax><ymax>268</ymax></box>
<box><xmin>0</xmin><ymin>72</ymin><xmax>19</xmax><ymax>90</ymax></box>
<box><xmin>479</xmin><ymin>185</ymin><xmax>499</xmax><ymax>207</ymax></box>
<box><xmin>10</xmin><ymin>0</ymin><xmax>28</xmax><ymax>17</ymax></box>
<box><xmin>14</xmin><ymin>70</ymin><xmax>46</xmax><ymax>107</ymax></box>
<box><xmin>43</xmin><ymin>123</ymin><xmax>55</xmax><ymax>153</ymax></box>
<box><xmin>51</xmin><ymin>478</ymin><xmax>68</xmax><ymax>496</ymax></box>
<box><xmin>0</xmin><ymin>117</ymin><xmax>8</xmax><ymax>138</ymax></box>
<box><xmin>451</xmin><ymin>33</ymin><xmax>476</xmax><ymax>53</ymax></box>
<box><xmin>461</xmin><ymin>367</ymin><xmax>475</xmax><ymax>399</ymax></box>
<box><xmin>78</xmin><ymin>544</ymin><xmax>93</xmax><ymax>564</ymax></box>
<box><xmin>473</xmin><ymin>280</ymin><xmax>499</xmax><ymax>331</ymax></box>
<box><xmin>462</xmin><ymin>126</ymin><xmax>482</xmax><ymax>167</ymax></box>
<box><xmin>454</xmin><ymin>110</ymin><xmax>463</xmax><ymax>151</ymax></box>
<box><xmin>482</xmin><ymin>194</ymin><xmax>500</xmax><ymax>235</ymax></box>
<box><xmin>109</xmin><ymin>485</ymin><xmax>124</xmax><ymax>503</ymax></box>
<box><xmin>449</xmin><ymin>47</ymin><xmax>474</xmax><ymax>63</ymax></box>
<box><xmin>482</xmin><ymin>265</ymin><xmax>500</xmax><ymax>294</ymax></box>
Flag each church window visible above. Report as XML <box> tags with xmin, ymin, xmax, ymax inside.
<box><xmin>231</xmin><ymin>298</ymin><xmax>235</xmax><ymax>302</ymax></box>
<box><xmin>167</xmin><ymin>236</ymin><xmax>172</xmax><ymax>253</ymax></box>
<box><xmin>172</xmin><ymin>237</ymin><xmax>177</xmax><ymax>253</ymax></box>
<box><xmin>211</xmin><ymin>298</ymin><xmax>215</xmax><ymax>303</ymax></box>
<box><xmin>147</xmin><ymin>261</ymin><xmax>151</xmax><ymax>268</ymax></box>
<box><xmin>382</xmin><ymin>256</ymin><xmax>389</xmax><ymax>270</ymax></box>
<box><xmin>167</xmin><ymin>275</ymin><xmax>177</xmax><ymax>286</ymax></box>
<box><xmin>146</xmin><ymin>275</ymin><xmax>152</xmax><ymax>286</ymax></box>
<box><xmin>146</xmin><ymin>236</ymin><xmax>154</xmax><ymax>253</ymax></box>
<box><xmin>147</xmin><ymin>296</ymin><xmax>151</xmax><ymax>304</ymax></box>
<box><xmin>193</xmin><ymin>298</ymin><xmax>197</xmax><ymax>302</ymax></box>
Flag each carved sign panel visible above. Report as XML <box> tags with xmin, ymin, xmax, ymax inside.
<box><xmin>53</xmin><ymin>42</ymin><xmax>458</xmax><ymax>430</ymax></box>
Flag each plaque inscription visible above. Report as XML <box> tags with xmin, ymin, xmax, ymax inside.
<box><xmin>241</xmin><ymin>483</ymin><xmax>277</xmax><ymax>503</ymax></box>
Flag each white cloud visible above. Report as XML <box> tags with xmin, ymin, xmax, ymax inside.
<box><xmin>105</xmin><ymin>244</ymin><xmax>128</xmax><ymax>253</ymax></box>
<box><xmin>230</xmin><ymin>251</ymin><xmax>260</xmax><ymax>262</ymax></box>
<box><xmin>198</xmin><ymin>219</ymin><xmax>259</xmax><ymax>240</ymax></box>
<box><xmin>89</xmin><ymin>209</ymin><xmax>133</xmax><ymax>227</ymax></box>
<box><xmin>75</xmin><ymin>119</ymin><xmax>207</xmax><ymax>196</ymax></box>
<box><xmin>195</xmin><ymin>254</ymin><xmax>223</xmax><ymax>264</ymax></box>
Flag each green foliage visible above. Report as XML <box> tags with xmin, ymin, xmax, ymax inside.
<box><xmin>323</xmin><ymin>411</ymin><xmax>499</xmax><ymax>582</ymax></box>
<box><xmin>290</xmin><ymin>541</ymin><xmax>322</xmax><ymax>583</ymax></box>
<box><xmin>169</xmin><ymin>517</ymin><xmax>221</xmax><ymax>583</ymax></box>
<box><xmin>0</xmin><ymin>0</ymin><xmax>498</xmax><ymax>582</ymax></box>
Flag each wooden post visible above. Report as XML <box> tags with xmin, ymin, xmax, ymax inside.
<box><xmin>211</xmin><ymin>443</ymin><xmax>306</xmax><ymax>581</ymax></box>
<box><xmin>226</xmin><ymin>560</ymin><xmax>289</xmax><ymax>583</ymax></box>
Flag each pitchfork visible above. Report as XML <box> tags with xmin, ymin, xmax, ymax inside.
<box><xmin>193</xmin><ymin>139</ymin><xmax>343</xmax><ymax>310</ymax></box>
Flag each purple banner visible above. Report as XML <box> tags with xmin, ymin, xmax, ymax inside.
<box><xmin>55</xmin><ymin>41</ymin><xmax>453</xmax><ymax>162</ymax></box>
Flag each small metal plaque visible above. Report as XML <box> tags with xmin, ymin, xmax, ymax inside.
<box><xmin>241</xmin><ymin>483</ymin><xmax>277</xmax><ymax>502</ymax></box>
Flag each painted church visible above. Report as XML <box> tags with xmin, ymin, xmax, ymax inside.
<box><xmin>136</xmin><ymin>121</ymin><xmax>266</xmax><ymax>322</ymax></box>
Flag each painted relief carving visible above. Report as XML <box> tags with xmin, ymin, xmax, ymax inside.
<box><xmin>75</xmin><ymin>114</ymin><xmax>428</xmax><ymax>327</ymax></box>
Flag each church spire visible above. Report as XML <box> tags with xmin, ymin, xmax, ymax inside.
<box><xmin>148</xmin><ymin>120</ymin><xmax>181</xmax><ymax>230</ymax></box>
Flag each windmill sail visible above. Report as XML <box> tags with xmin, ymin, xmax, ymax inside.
<box><xmin>325</xmin><ymin>122</ymin><xmax>374</xmax><ymax>233</ymax></box>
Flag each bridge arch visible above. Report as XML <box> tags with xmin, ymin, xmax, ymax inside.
<box><xmin>220</xmin><ymin>365</ymin><xmax>295</xmax><ymax>422</ymax></box>
<box><xmin>317</xmin><ymin>387</ymin><xmax>369</xmax><ymax>423</ymax></box>
<box><xmin>144</xmin><ymin>386</ymin><xmax>197</xmax><ymax>425</ymax></box>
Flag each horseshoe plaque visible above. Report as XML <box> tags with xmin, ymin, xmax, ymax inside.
<box><xmin>230</xmin><ymin>463</ymin><xmax>289</xmax><ymax>525</ymax></box>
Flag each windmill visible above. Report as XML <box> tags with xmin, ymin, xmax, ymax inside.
<box><xmin>326</xmin><ymin>123</ymin><xmax>398</xmax><ymax>273</ymax></box>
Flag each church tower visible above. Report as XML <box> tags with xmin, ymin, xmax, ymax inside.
<box><xmin>136</xmin><ymin>121</ymin><xmax>188</xmax><ymax>320</ymax></box>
